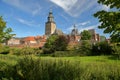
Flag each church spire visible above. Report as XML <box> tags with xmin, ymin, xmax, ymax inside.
<box><xmin>71</xmin><ymin>24</ymin><xmax>78</xmax><ymax>35</ymax></box>
<box><xmin>73</xmin><ymin>24</ymin><xmax>76</xmax><ymax>30</ymax></box>
<box><xmin>47</xmin><ymin>9</ymin><xmax>54</xmax><ymax>22</ymax></box>
<box><xmin>50</xmin><ymin>8</ymin><xmax>52</xmax><ymax>13</ymax></box>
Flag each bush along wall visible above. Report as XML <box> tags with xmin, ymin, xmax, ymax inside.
<box><xmin>112</xmin><ymin>44</ymin><xmax>120</xmax><ymax>59</ymax></box>
<box><xmin>91</xmin><ymin>41</ymin><xmax>113</xmax><ymax>56</ymax></box>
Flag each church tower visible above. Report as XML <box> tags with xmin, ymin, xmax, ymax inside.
<box><xmin>45</xmin><ymin>10</ymin><xmax>56</xmax><ymax>36</ymax></box>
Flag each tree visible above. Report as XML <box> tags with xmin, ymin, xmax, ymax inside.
<box><xmin>43</xmin><ymin>35</ymin><xmax>69</xmax><ymax>54</ymax></box>
<box><xmin>94</xmin><ymin>0</ymin><xmax>120</xmax><ymax>43</ymax></box>
<box><xmin>81</xmin><ymin>30</ymin><xmax>92</xmax><ymax>40</ymax></box>
<box><xmin>77</xmin><ymin>40</ymin><xmax>92</xmax><ymax>56</ymax></box>
<box><xmin>100</xmin><ymin>36</ymin><xmax>106</xmax><ymax>42</ymax></box>
<box><xmin>43</xmin><ymin>35</ymin><xmax>58</xmax><ymax>54</ymax></box>
<box><xmin>44</xmin><ymin>35</ymin><xmax>58</xmax><ymax>48</ymax></box>
<box><xmin>54</xmin><ymin>35</ymin><xmax>69</xmax><ymax>51</ymax></box>
<box><xmin>0</xmin><ymin>16</ymin><xmax>14</xmax><ymax>44</ymax></box>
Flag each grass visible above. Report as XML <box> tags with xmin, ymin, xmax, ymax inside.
<box><xmin>39</xmin><ymin>55</ymin><xmax>120</xmax><ymax>64</ymax></box>
<box><xmin>0</xmin><ymin>54</ymin><xmax>120</xmax><ymax>65</ymax></box>
<box><xmin>0</xmin><ymin>54</ymin><xmax>120</xmax><ymax>80</ymax></box>
<box><xmin>0</xmin><ymin>54</ymin><xmax>19</xmax><ymax>65</ymax></box>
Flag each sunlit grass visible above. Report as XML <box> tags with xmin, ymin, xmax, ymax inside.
<box><xmin>0</xmin><ymin>54</ymin><xmax>120</xmax><ymax>65</ymax></box>
<box><xmin>0</xmin><ymin>54</ymin><xmax>120</xmax><ymax>80</ymax></box>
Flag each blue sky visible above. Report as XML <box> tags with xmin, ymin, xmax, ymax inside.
<box><xmin>0</xmin><ymin>0</ymin><xmax>110</xmax><ymax>38</ymax></box>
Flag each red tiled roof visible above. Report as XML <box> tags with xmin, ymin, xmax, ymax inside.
<box><xmin>35</xmin><ymin>36</ymin><xmax>42</xmax><ymax>39</ymax></box>
<box><xmin>24</xmin><ymin>36</ymin><xmax>36</xmax><ymax>41</ymax></box>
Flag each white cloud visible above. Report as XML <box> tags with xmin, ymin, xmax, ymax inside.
<box><xmin>16</xmin><ymin>18</ymin><xmax>40</xmax><ymax>27</ymax></box>
<box><xmin>50</xmin><ymin>0</ymin><xmax>98</xmax><ymax>17</ymax></box>
<box><xmin>66</xmin><ymin>21</ymin><xmax>91</xmax><ymax>32</ymax></box>
<box><xmin>78</xmin><ymin>23</ymin><xmax>100</xmax><ymax>33</ymax></box>
<box><xmin>101</xmin><ymin>5</ymin><xmax>110</xmax><ymax>11</ymax></box>
<box><xmin>2</xmin><ymin>0</ymin><xmax>42</xmax><ymax>15</ymax></box>
<box><xmin>67</xmin><ymin>26</ymin><xmax>74</xmax><ymax>31</ymax></box>
<box><xmin>76</xmin><ymin>21</ymin><xmax>90</xmax><ymax>26</ymax></box>
<box><xmin>50</xmin><ymin>0</ymin><xmax>78</xmax><ymax>11</ymax></box>
<box><xmin>66</xmin><ymin>22</ymin><xmax>100</xmax><ymax>34</ymax></box>
<box><xmin>59</xmin><ymin>13</ymin><xmax>69</xmax><ymax>22</ymax></box>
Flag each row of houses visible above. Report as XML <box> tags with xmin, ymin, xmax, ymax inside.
<box><xmin>8</xmin><ymin>35</ymin><xmax>47</xmax><ymax>48</ymax></box>
<box><xmin>7</xmin><ymin>28</ymin><xmax>108</xmax><ymax>48</ymax></box>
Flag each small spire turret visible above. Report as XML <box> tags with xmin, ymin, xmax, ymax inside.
<box><xmin>71</xmin><ymin>24</ymin><xmax>79</xmax><ymax>35</ymax></box>
<box><xmin>47</xmin><ymin>9</ymin><xmax>54</xmax><ymax>22</ymax></box>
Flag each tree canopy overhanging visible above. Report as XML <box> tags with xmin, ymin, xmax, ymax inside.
<box><xmin>0</xmin><ymin>16</ymin><xmax>14</xmax><ymax>44</ymax></box>
<box><xmin>94</xmin><ymin>0</ymin><xmax>120</xmax><ymax>43</ymax></box>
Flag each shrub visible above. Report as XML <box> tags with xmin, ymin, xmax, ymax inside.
<box><xmin>9</xmin><ymin>48</ymin><xmax>21</xmax><ymax>55</ymax></box>
<box><xmin>17</xmin><ymin>56</ymin><xmax>83</xmax><ymax>80</ymax></box>
<box><xmin>20</xmin><ymin>47</ymin><xmax>40</xmax><ymax>55</ymax></box>
<box><xmin>0</xmin><ymin>63</ymin><xmax>23</xmax><ymax>80</ymax></box>
<box><xmin>0</xmin><ymin>45</ymin><xmax>10</xmax><ymax>54</ymax></box>
<box><xmin>33</xmin><ymin>48</ymin><xmax>43</xmax><ymax>55</ymax></box>
<box><xmin>112</xmin><ymin>45</ymin><xmax>120</xmax><ymax>59</ymax></box>
<box><xmin>76</xmin><ymin>40</ymin><xmax>92</xmax><ymax>56</ymax></box>
<box><xmin>9</xmin><ymin>47</ymin><xmax>42</xmax><ymax>56</ymax></box>
<box><xmin>42</xmin><ymin>48</ymin><xmax>55</xmax><ymax>54</ymax></box>
<box><xmin>2</xmin><ymin>65</ymin><xmax>23</xmax><ymax>80</ymax></box>
<box><xmin>52</xmin><ymin>51</ymin><xmax>79</xmax><ymax>57</ymax></box>
<box><xmin>92</xmin><ymin>41</ymin><xmax>112</xmax><ymax>55</ymax></box>
<box><xmin>21</xmin><ymin>47</ymin><xmax>34</xmax><ymax>55</ymax></box>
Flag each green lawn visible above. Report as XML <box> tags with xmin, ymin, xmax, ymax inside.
<box><xmin>0</xmin><ymin>54</ymin><xmax>120</xmax><ymax>65</ymax></box>
<box><xmin>0</xmin><ymin>54</ymin><xmax>120</xmax><ymax>80</ymax></box>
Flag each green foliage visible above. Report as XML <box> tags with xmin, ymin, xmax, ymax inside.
<box><xmin>17</xmin><ymin>57</ymin><xmax>82</xmax><ymax>80</ymax></box>
<box><xmin>54</xmin><ymin>35</ymin><xmax>69</xmax><ymax>51</ymax></box>
<box><xmin>33</xmin><ymin>48</ymin><xmax>43</xmax><ymax>55</ymax></box>
<box><xmin>42</xmin><ymin>48</ymin><xmax>55</xmax><ymax>54</ymax></box>
<box><xmin>20</xmin><ymin>47</ymin><xmax>35</xmax><ymax>55</ymax></box>
<box><xmin>0</xmin><ymin>45</ymin><xmax>10</xmax><ymax>54</ymax></box>
<box><xmin>9</xmin><ymin>48</ymin><xmax>21</xmax><ymax>55</ymax></box>
<box><xmin>0</xmin><ymin>16</ymin><xmax>14</xmax><ymax>44</ymax></box>
<box><xmin>0</xmin><ymin>47</ymin><xmax>42</xmax><ymax>55</ymax></box>
<box><xmin>100</xmin><ymin>36</ymin><xmax>106</xmax><ymax>42</ymax></box>
<box><xmin>19</xmin><ymin>47</ymin><xmax>42</xmax><ymax>55</ymax></box>
<box><xmin>92</xmin><ymin>41</ymin><xmax>113</xmax><ymax>55</ymax></box>
<box><xmin>43</xmin><ymin>35</ymin><xmax>69</xmax><ymax>54</ymax></box>
<box><xmin>43</xmin><ymin>35</ymin><xmax>58</xmax><ymax>54</ymax></box>
<box><xmin>77</xmin><ymin>40</ymin><xmax>92</xmax><ymax>56</ymax></box>
<box><xmin>1</xmin><ymin>55</ymin><xmax>120</xmax><ymax>80</ymax></box>
<box><xmin>94</xmin><ymin>0</ymin><xmax>120</xmax><ymax>43</ymax></box>
<box><xmin>1</xmin><ymin>65</ymin><xmax>23</xmax><ymax>80</ymax></box>
<box><xmin>81</xmin><ymin>30</ymin><xmax>92</xmax><ymax>40</ymax></box>
<box><xmin>44</xmin><ymin>35</ymin><xmax>58</xmax><ymax>48</ymax></box>
<box><xmin>97</xmin><ymin>0</ymin><xmax>120</xmax><ymax>9</ymax></box>
<box><xmin>112</xmin><ymin>44</ymin><xmax>120</xmax><ymax>59</ymax></box>
<box><xmin>80</xmin><ymin>63</ymin><xmax>120</xmax><ymax>80</ymax></box>
<box><xmin>52</xmin><ymin>51</ymin><xmax>79</xmax><ymax>57</ymax></box>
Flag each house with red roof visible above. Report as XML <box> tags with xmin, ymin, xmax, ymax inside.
<box><xmin>8</xmin><ymin>35</ymin><xmax>47</xmax><ymax>48</ymax></box>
